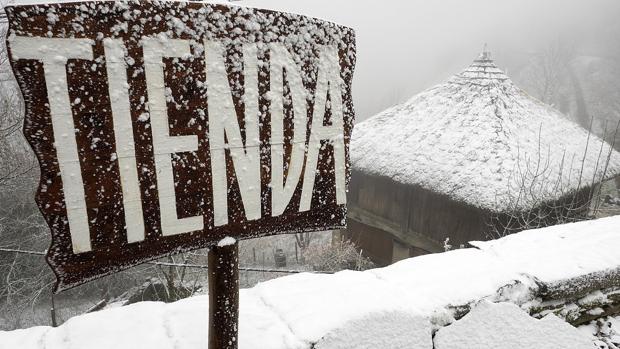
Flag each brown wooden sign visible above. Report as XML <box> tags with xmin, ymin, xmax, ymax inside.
<box><xmin>5</xmin><ymin>0</ymin><xmax>356</xmax><ymax>291</ymax></box>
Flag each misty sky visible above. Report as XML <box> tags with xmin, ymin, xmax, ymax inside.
<box><xmin>4</xmin><ymin>0</ymin><xmax>620</xmax><ymax>120</ymax></box>
<box><xmin>236</xmin><ymin>0</ymin><xmax>620</xmax><ymax>120</ymax></box>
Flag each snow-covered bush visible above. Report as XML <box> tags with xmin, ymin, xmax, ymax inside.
<box><xmin>303</xmin><ymin>239</ymin><xmax>374</xmax><ymax>272</ymax></box>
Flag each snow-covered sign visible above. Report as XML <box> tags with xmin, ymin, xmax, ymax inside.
<box><xmin>4</xmin><ymin>0</ymin><xmax>356</xmax><ymax>291</ymax></box>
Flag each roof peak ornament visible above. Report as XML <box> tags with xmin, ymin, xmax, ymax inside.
<box><xmin>458</xmin><ymin>44</ymin><xmax>509</xmax><ymax>82</ymax></box>
<box><xmin>477</xmin><ymin>43</ymin><xmax>492</xmax><ymax>61</ymax></box>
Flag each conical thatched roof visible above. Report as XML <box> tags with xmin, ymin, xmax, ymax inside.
<box><xmin>351</xmin><ymin>50</ymin><xmax>620</xmax><ymax>213</ymax></box>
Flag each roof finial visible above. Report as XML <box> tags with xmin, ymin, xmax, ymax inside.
<box><xmin>478</xmin><ymin>43</ymin><xmax>492</xmax><ymax>61</ymax></box>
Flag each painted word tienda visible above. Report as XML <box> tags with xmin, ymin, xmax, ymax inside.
<box><xmin>9</xmin><ymin>35</ymin><xmax>347</xmax><ymax>254</ymax></box>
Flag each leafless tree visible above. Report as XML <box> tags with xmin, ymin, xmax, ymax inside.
<box><xmin>486</xmin><ymin>122</ymin><xmax>618</xmax><ymax>239</ymax></box>
<box><xmin>518</xmin><ymin>40</ymin><xmax>593</xmax><ymax>128</ymax></box>
<box><xmin>0</xmin><ymin>19</ymin><xmax>55</xmax><ymax>329</ymax></box>
<box><xmin>518</xmin><ymin>37</ymin><xmax>620</xmax><ymax>159</ymax></box>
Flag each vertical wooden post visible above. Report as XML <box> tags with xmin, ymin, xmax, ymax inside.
<box><xmin>262</xmin><ymin>252</ymin><xmax>265</xmax><ymax>277</ymax></box>
<box><xmin>208</xmin><ymin>242</ymin><xmax>239</xmax><ymax>349</ymax></box>
<box><xmin>50</xmin><ymin>292</ymin><xmax>58</xmax><ymax>327</ymax></box>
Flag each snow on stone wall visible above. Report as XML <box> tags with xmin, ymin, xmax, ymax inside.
<box><xmin>434</xmin><ymin>301</ymin><xmax>594</xmax><ymax>349</ymax></box>
<box><xmin>1</xmin><ymin>215</ymin><xmax>619</xmax><ymax>348</ymax></box>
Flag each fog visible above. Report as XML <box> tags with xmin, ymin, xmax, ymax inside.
<box><xmin>238</xmin><ymin>0</ymin><xmax>620</xmax><ymax>121</ymax></box>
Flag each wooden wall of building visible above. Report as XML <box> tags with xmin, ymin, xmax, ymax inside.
<box><xmin>344</xmin><ymin>170</ymin><xmax>595</xmax><ymax>265</ymax></box>
<box><xmin>343</xmin><ymin>220</ymin><xmax>396</xmax><ymax>266</ymax></box>
<box><xmin>346</xmin><ymin>170</ymin><xmax>487</xmax><ymax>251</ymax></box>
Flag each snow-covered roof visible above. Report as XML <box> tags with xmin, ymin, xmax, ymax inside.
<box><xmin>2</xmin><ymin>215</ymin><xmax>619</xmax><ymax>348</ymax></box>
<box><xmin>351</xmin><ymin>49</ymin><xmax>620</xmax><ymax>212</ymax></box>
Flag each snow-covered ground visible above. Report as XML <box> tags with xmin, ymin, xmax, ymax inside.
<box><xmin>1</xmin><ymin>215</ymin><xmax>619</xmax><ymax>348</ymax></box>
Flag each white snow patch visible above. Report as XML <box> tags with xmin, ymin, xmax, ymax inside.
<box><xmin>434</xmin><ymin>301</ymin><xmax>595</xmax><ymax>349</ymax></box>
<box><xmin>315</xmin><ymin>312</ymin><xmax>432</xmax><ymax>349</ymax></box>
<box><xmin>217</xmin><ymin>236</ymin><xmax>237</xmax><ymax>247</ymax></box>
<box><xmin>578</xmin><ymin>314</ymin><xmax>620</xmax><ymax>347</ymax></box>
<box><xmin>469</xmin><ymin>215</ymin><xmax>620</xmax><ymax>283</ymax></box>
<box><xmin>137</xmin><ymin>113</ymin><xmax>150</xmax><ymax>122</ymax></box>
<box><xmin>0</xmin><ymin>326</ymin><xmax>49</xmax><ymax>349</ymax></box>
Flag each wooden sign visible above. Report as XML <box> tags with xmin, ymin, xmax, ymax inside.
<box><xmin>5</xmin><ymin>0</ymin><xmax>356</xmax><ymax>291</ymax></box>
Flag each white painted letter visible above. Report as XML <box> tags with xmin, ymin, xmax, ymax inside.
<box><xmin>300</xmin><ymin>47</ymin><xmax>347</xmax><ymax>211</ymax></box>
<box><xmin>142</xmin><ymin>37</ymin><xmax>204</xmax><ymax>236</ymax></box>
<box><xmin>205</xmin><ymin>41</ymin><xmax>261</xmax><ymax>226</ymax></box>
<box><xmin>269</xmin><ymin>44</ymin><xmax>308</xmax><ymax>216</ymax></box>
<box><xmin>103</xmin><ymin>38</ymin><xmax>146</xmax><ymax>244</ymax></box>
<box><xmin>9</xmin><ymin>37</ymin><xmax>94</xmax><ymax>254</ymax></box>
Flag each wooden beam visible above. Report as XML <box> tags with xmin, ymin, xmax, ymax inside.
<box><xmin>347</xmin><ymin>206</ymin><xmax>444</xmax><ymax>253</ymax></box>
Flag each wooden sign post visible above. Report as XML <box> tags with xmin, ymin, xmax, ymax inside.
<box><xmin>4</xmin><ymin>1</ymin><xmax>356</xmax><ymax>347</ymax></box>
<box><xmin>208</xmin><ymin>242</ymin><xmax>239</xmax><ymax>348</ymax></box>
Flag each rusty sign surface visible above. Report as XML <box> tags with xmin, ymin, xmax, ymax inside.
<box><xmin>5</xmin><ymin>0</ymin><xmax>356</xmax><ymax>291</ymax></box>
